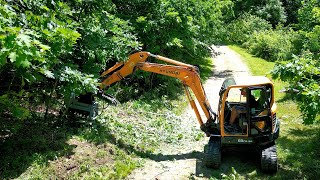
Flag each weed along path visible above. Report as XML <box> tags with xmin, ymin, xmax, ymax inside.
<box><xmin>127</xmin><ymin>46</ymin><xmax>251</xmax><ymax>180</ymax></box>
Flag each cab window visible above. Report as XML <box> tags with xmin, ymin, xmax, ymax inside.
<box><xmin>226</xmin><ymin>87</ymin><xmax>246</xmax><ymax>103</ymax></box>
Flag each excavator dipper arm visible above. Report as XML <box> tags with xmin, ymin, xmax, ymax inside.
<box><xmin>100</xmin><ymin>52</ymin><xmax>218</xmax><ymax>135</ymax></box>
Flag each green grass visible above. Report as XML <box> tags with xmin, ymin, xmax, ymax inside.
<box><xmin>228</xmin><ymin>45</ymin><xmax>320</xmax><ymax>179</ymax></box>
<box><xmin>0</xmin><ymin>115</ymin><xmax>140</xmax><ymax>180</ymax></box>
<box><xmin>229</xmin><ymin>45</ymin><xmax>275</xmax><ymax>77</ymax></box>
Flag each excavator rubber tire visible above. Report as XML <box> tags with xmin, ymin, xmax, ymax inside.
<box><xmin>204</xmin><ymin>137</ymin><xmax>221</xmax><ymax>168</ymax></box>
<box><xmin>260</xmin><ymin>144</ymin><xmax>278</xmax><ymax>173</ymax></box>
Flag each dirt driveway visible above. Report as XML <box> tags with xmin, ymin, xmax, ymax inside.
<box><xmin>127</xmin><ymin>46</ymin><xmax>251</xmax><ymax>180</ymax></box>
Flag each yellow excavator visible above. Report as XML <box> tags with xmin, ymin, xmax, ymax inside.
<box><xmin>67</xmin><ymin>52</ymin><xmax>280</xmax><ymax>173</ymax></box>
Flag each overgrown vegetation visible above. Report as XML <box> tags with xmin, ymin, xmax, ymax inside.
<box><xmin>244</xmin><ymin>27</ymin><xmax>296</xmax><ymax>61</ymax></box>
<box><xmin>222</xmin><ymin>0</ymin><xmax>320</xmax><ymax>124</ymax></box>
<box><xmin>0</xmin><ymin>0</ymin><xmax>231</xmax><ymax>120</ymax></box>
<box><xmin>0</xmin><ymin>0</ymin><xmax>139</xmax><ymax>120</ymax></box>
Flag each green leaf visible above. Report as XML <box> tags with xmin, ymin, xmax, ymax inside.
<box><xmin>20</xmin><ymin>60</ymin><xmax>31</xmax><ymax>68</ymax></box>
<box><xmin>43</xmin><ymin>69</ymin><xmax>55</xmax><ymax>79</ymax></box>
<box><xmin>15</xmin><ymin>54</ymin><xmax>31</xmax><ymax>68</ymax></box>
<box><xmin>17</xmin><ymin>34</ymin><xmax>31</xmax><ymax>47</ymax></box>
<box><xmin>8</xmin><ymin>52</ymin><xmax>16</xmax><ymax>62</ymax></box>
<box><xmin>39</xmin><ymin>44</ymin><xmax>51</xmax><ymax>51</ymax></box>
<box><xmin>0</xmin><ymin>34</ymin><xmax>6</xmax><ymax>40</ymax></box>
<box><xmin>136</xmin><ymin>16</ymin><xmax>147</xmax><ymax>23</ymax></box>
<box><xmin>12</xmin><ymin>106</ymin><xmax>30</xmax><ymax>120</ymax></box>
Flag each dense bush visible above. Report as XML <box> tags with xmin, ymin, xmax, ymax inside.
<box><xmin>293</xmin><ymin>26</ymin><xmax>320</xmax><ymax>57</ymax></box>
<box><xmin>91</xmin><ymin>0</ymin><xmax>233</xmax><ymax>101</ymax></box>
<box><xmin>271</xmin><ymin>0</ymin><xmax>320</xmax><ymax>123</ymax></box>
<box><xmin>224</xmin><ymin>14</ymin><xmax>272</xmax><ymax>44</ymax></box>
<box><xmin>255</xmin><ymin>0</ymin><xmax>287</xmax><ymax>26</ymax></box>
<box><xmin>0</xmin><ymin>0</ymin><xmax>232</xmax><ymax>119</ymax></box>
<box><xmin>297</xmin><ymin>0</ymin><xmax>320</xmax><ymax>31</ymax></box>
<box><xmin>244</xmin><ymin>27</ymin><xmax>296</xmax><ymax>61</ymax></box>
<box><xmin>0</xmin><ymin>0</ymin><xmax>139</xmax><ymax>119</ymax></box>
<box><xmin>272</xmin><ymin>52</ymin><xmax>320</xmax><ymax>124</ymax></box>
<box><xmin>232</xmin><ymin>0</ymin><xmax>287</xmax><ymax>27</ymax></box>
<box><xmin>111</xmin><ymin>0</ymin><xmax>233</xmax><ymax>60</ymax></box>
<box><xmin>280</xmin><ymin>0</ymin><xmax>302</xmax><ymax>25</ymax></box>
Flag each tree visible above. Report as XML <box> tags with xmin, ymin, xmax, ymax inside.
<box><xmin>280</xmin><ymin>0</ymin><xmax>302</xmax><ymax>26</ymax></box>
<box><xmin>297</xmin><ymin>0</ymin><xmax>320</xmax><ymax>31</ymax></box>
<box><xmin>272</xmin><ymin>0</ymin><xmax>320</xmax><ymax>124</ymax></box>
<box><xmin>0</xmin><ymin>0</ymin><xmax>233</xmax><ymax>119</ymax></box>
<box><xmin>256</xmin><ymin>0</ymin><xmax>287</xmax><ymax>27</ymax></box>
<box><xmin>0</xmin><ymin>0</ymin><xmax>139</xmax><ymax>119</ymax></box>
<box><xmin>233</xmin><ymin>0</ymin><xmax>287</xmax><ymax>27</ymax></box>
<box><xmin>111</xmin><ymin>0</ymin><xmax>233</xmax><ymax>60</ymax></box>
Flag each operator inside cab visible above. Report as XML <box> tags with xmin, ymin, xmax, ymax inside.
<box><xmin>229</xmin><ymin>88</ymin><xmax>258</xmax><ymax>125</ymax></box>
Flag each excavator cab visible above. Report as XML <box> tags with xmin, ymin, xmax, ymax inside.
<box><xmin>218</xmin><ymin>77</ymin><xmax>279</xmax><ymax>140</ymax></box>
<box><xmin>205</xmin><ymin>77</ymin><xmax>279</xmax><ymax>172</ymax></box>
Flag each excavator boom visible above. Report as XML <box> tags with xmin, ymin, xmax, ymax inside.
<box><xmin>99</xmin><ymin>52</ymin><xmax>218</xmax><ymax>135</ymax></box>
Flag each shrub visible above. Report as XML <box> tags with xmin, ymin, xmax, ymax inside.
<box><xmin>293</xmin><ymin>26</ymin><xmax>320</xmax><ymax>57</ymax></box>
<box><xmin>232</xmin><ymin>0</ymin><xmax>287</xmax><ymax>27</ymax></box>
<box><xmin>244</xmin><ymin>27</ymin><xmax>296</xmax><ymax>61</ymax></box>
<box><xmin>225</xmin><ymin>14</ymin><xmax>272</xmax><ymax>44</ymax></box>
<box><xmin>0</xmin><ymin>0</ymin><xmax>139</xmax><ymax>119</ymax></box>
<box><xmin>272</xmin><ymin>52</ymin><xmax>320</xmax><ymax>124</ymax></box>
<box><xmin>111</xmin><ymin>0</ymin><xmax>233</xmax><ymax>61</ymax></box>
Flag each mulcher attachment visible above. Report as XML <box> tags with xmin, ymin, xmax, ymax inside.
<box><xmin>260</xmin><ymin>144</ymin><xmax>278</xmax><ymax>173</ymax></box>
<box><xmin>66</xmin><ymin>91</ymin><xmax>119</xmax><ymax>119</ymax></box>
<box><xmin>67</xmin><ymin>93</ymin><xmax>98</xmax><ymax>119</ymax></box>
<box><xmin>204</xmin><ymin>136</ymin><xmax>221</xmax><ymax>168</ymax></box>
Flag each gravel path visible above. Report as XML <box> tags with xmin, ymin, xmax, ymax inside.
<box><xmin>127</xmin><ymin>46</ymin><xmax>251</xmax><ymax>180</ymax></box>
